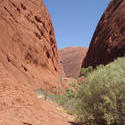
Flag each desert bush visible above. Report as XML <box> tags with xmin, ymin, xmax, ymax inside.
<box><xmin>75</xmin><ymin>57</ymin><xmax>125</xmax><ymax>125</ymax></box>
<box><xmin>80</xmin><ymin>66</ymin><xmax>93</xmax><ymax>77</ymax></box>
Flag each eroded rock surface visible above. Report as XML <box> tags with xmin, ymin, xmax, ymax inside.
<box><xmin>82</xmin><ymin>0</ymin><xmax>125</xmax><ymax>68</ymax></box>
<box><xmin>0</xmin><ymin>0</ymin><xmax>60</xmax><ymax>90</ymax></box>
<box><xmin>0</xmin><ymin>0</ymin><xmax>69</xmax><ymax>124</ymax></box>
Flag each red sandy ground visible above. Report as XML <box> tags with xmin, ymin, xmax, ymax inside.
<box><xmin>0</xmin><ymin>62</ymin><xmax>75</xmax><ymax>125</ymax></box>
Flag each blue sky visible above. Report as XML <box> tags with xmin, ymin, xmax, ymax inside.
<box><xmin>44</xmin><ymin>0</ymin><xmax>111</xmax><ymax>49</ymax></box>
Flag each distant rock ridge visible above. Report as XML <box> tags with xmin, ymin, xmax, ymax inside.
<box><xmin>82</xmin><ymin>0</ymin><xmax>125</xmax><ymax>68</ymax></box>
<box><xmin>59</xmin><ymin>47</ymin><xmax>88</xmax><ymax>77</ymax></box>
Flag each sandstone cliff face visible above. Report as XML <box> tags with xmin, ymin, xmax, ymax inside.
<box><xmin>0</xmin><ymin>0</ymin><xmax>64</xmax><ymax>124</ymax></box>
<box><xmin>0</xmin><ymin>0</ymin><xmax>60</xmax><ymax>90</ymax></box>
<box><xmin>59</xmin><ymin>47</ymin><xmax>88</xmax><ymax>77</ymax></box>
<box><xmin>82</xmin><ymin>0</ymin><xmax>125</xmax><ymax>68</ymax></box>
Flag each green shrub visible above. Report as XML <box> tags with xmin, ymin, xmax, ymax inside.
<box><xmin>66</xmin><ymin>110</ymin><xmax>74</xmax><ymax>115</ymax></box>
<box><xmin>80</xmin><ymin>66</ymin><xmax>93</xmax><ymax>77</ymax></box>
<box><xmin>75</xmin><ymin>58</ymin><xmax>125</xmax><ymax>125</ymax></box>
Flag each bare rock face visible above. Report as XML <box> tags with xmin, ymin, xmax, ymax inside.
<box><xmin>59</xmin><ymin>47</ymin><xmax>88</xmax><ymax>77</ymax></box>
<box><xmin>82</xmin><ymin>0</ymin><xmax>125</xmax><ymax>68</ymax></box>
<box><xmin>0</xmin><ymin>0</ymin><xmax>60</xmax><ymax>90</ymax></box>
<box><xmin>0</xmin><ymin>0</ymin><xmax>66</xmax><ymax>124</ymax></box>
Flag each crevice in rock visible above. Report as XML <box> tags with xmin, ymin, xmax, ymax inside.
<box><xmin>52</xmin><ymin>58</ymin><xmax>57</xmax><ymax>72</ymax></box>
<box><xmin>42</xmin><ymin>22</ymin><xmax>48</xmax><ymax>33</ymax></box>
<box><xmin>50</xmin><ymin>37</ymin><xmax>54</xmax><ymax>44</ymax></box>
<box><xmin>8</xmin><ymin>0</ymin><xmax>20</xmax><ymax>12</ymax></box>
<box><xmin>21</xmin><ymin>65</ymin><xmax>28</xmax><ymax>72</ymax></box>
<box><xmin>34</xmin><ymin>16</ymin><xmax>42</xmax><ymax>23</ymax></box>
<box><xmin>6</xmin><ymin>55</ymin><xmax>11</xmax><ymax>62</ymax></box>
<box><xmin>49</xmin><ymin>29</ymin><xmax>53</xmax><ymax>36</ymax></box>
<box><xmin>23</xmin><ymin>122</ymin><xmax>32</xmax><ymax>125</ymax></box>
<box><xmin>46</xmin><ymin>51</ymin><xmax>50</xmax><ymax>58</ymax></box>
<box><xmin>54</xmin><ymin>67</ymin><xmax>57</xmax><ymax>72</ymax></box>
<box><xmin>21</xmin><ymin>3</ymin><xmax>27</xmax><ymax>10</ymax></box>
<box><xmin>24</xmin><ymin>15</ymin><xmax>47</xmax><ymax>40</ymax></box>
<box><xmin>52</xmin><ymin>48</ymin><xmax>55</xmax><ymax>57</ymax></box>
<box><xmin>34</xmin><ymin>32</ymin><xmax>41</xmax><ymax>39</ymax></box>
